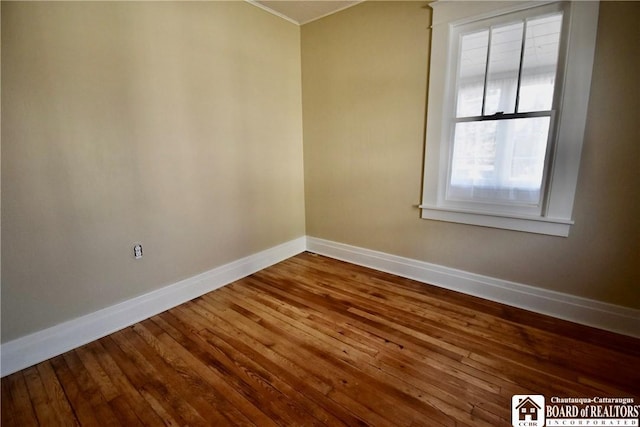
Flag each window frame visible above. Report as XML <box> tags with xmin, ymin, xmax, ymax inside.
<box><xmin>419</xmin><ymin>1</ymin><xmax>600</xmax><ymax>237</ymax></box>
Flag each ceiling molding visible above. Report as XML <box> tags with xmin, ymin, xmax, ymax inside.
<box><xmin>247</xmin><ymin>0</ymin><xmax>365</xmax><ymax>26</ymax></box>
<box><xmin>246</xmin><ymin>0</ymin><xmax>300</xmax><ymax>25</ymax></box>
<box><xmin>298</xmin><ymin>1</ymin><xmax>365</xmax><ymax>25</ymax></box>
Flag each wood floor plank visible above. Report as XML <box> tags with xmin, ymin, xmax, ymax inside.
<box><xmin>113</xmin><ymin>327</ymin><xmax>214</xmax><ymax>426</ymax></box>
<box><xmin>246</xmin><ymin>269</ymin><xmax>525</xmax><ymax>396</ymax></box>
<box><xmin>260</xmin><ymin>255</ymin><xmax>640</xmax><ymax>396</ymax></box>
<box><xmin>192</xmin><ymin>301</ymin><xmax>422</xmax><ymax>425</ymax></box>
<box><xmin>181</xmin><ymin>300</ymin><xmax>335</xmax><ymax>396</ymax></box>
<box><xmin>109</xmin><ymin>395</ymin><xmax>145</xmax><ymax>426</ymax></box>
<box><xmin>152</xmin><ymin>311</ymin><xmax>356</xmax><ymax>427</ymax></box>
<box><xmin>200</xmin><ymin>296</ymin><xmax>416</xmax><ymax>424</ymax></box>
<box><xmin>247</xmin><ymin>267</ymin><xmax>566</xmax><ymax>408</ymax></box>
<box><xmin>1</xmin><ymin>373</ymin><xmax>19</xmax><ymax>426</ymax></box>
<box><xmin>151</xmin><ymin>312</ymin><xmax>282</xmax><ymax>427</ymax></box>
<box><xmin>245</xmin><ymin>273</ymin><xmax>521</xmax><ymax>402</ymax></box>
<box><xmin>61</xmin><ymin>350</ymin><xmax>122</xmax><ymax>426</ymax></box>
<box><xmin>1</xmin><ymin>371</ymin><xmax>39</xmax><ymax>426</ymax></box>
<box><xmin>231</xmin><ymin>280</ymin><xmax>381</xmax><ymax>358</ymax></box>
<box><xmin>35</xmin><ymin>361</ymin><xmax>79</xmax><ymax>426</ymax></box>
<box><xmin>74</xmin><ymin>346</ymin><xmax>121</xmax><ymax>402</ymax></box>
<box><xmin>49</xmin><ymin>355</ymin><xmax>103</xmax><ymax>427</ymax></box>
<box><xmin>215</xmin><ymin>284</ymin><xmax>496</xmax><ymax>426</ymax></box>
<box><xmin>203</xmin><ymin>291</ymin><xmax>465</xmax><ymax>427</ymax></box>
<box><xmin>3</xmin><ymin>252</ymin><xmax>639</xmax><ymax>426</ymax></box>
<box><xmin>83</xmin><ymin>340</ymin><xmax>168</xmax><ymax>427</ymax></box>
<box><xmin>97</xmin><ymin>335</ymin><xmax>182</xmax><ymax>426</ymax></box>
<box><xmin>22</xmin><ymin>365</ymin><xmax>71</xmax><ymax>426</ymax></box>
<box><xmin>107</xmin><ymin>329</ymin><xmax>201</xmax><ymax>426</ymax></box>
<box><xmin>138</xmin><ymin>317</ymin><xmax>275</xmax><ymax>427</ymax></box>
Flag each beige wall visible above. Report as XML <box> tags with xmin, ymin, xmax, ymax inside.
<box><xmin>2</xmin><ymin>1</ymin><xmax>305</xmax><ymax>342</ymax></box>
<box><xmin>2</xmin><ymin>0</ymin><xmax>638</xmax><ymax>344</ymax></box>
<box><xmin>302</xmin><ymin>1</ymin><xmax>640</xmax><ymax>309</ymax></box>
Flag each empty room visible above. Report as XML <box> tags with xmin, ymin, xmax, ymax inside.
<box><xmin>1</xmin><ymin>0</ymin><xmax>639</xmax><ymax>426</ymax></box>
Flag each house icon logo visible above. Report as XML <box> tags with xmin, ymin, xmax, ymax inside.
<box><xmin>512</xmin><ymin>395</ymin><xmax>545</xmax><ymax>427</ymax></box>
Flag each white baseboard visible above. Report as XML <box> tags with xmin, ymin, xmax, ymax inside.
<box><xmin>3</xmin><ymin>235</ymin><xmax>637</xmax><ymax>377</ymax></box>
<box><xmin>306</xmin><ymin>237</ymin><xmax>640</xmax><ymax>339</ymax></box>
<box><xmin>0</xmin><ymin>237</ymin><xmax>306</xmax><ymax>377</ymax></box>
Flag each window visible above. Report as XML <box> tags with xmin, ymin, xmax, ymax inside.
<box><xmin>420</xmin><ymin>1</ymin><xmax>600</xmax><ymax>236</ymax></box>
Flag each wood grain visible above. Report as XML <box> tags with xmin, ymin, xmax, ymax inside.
<box><xmin>2</xmin><ymin>252</ymin><xmax>639</xmax><ymax>426</ymax></box>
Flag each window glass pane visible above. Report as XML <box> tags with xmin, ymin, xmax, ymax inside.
<box><xmin>450</xmin><ymin>121</ymin><xmax>498</xmax><ymax>191</ymax></box>
<box><xmin>448</xmin><ymin>117</ymin><xmax>550</xmax><ymax>205</ymax></box>
<box><xmin>456</xmin><ymin>30</ymin><xmax>488</xmax><ymax>117</ymax></box>
<box><xmin>484</xmin><ymin>22</ymin><xmax>523</xmax><ymax>115</ymax></box>
<box><xmin>518</xmin><ymin>13</ymin><xmax>563</xmax><ymax>112</ymax></box>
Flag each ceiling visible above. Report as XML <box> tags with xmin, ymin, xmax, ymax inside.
<box><xmin>251</xmin><ymin>1</ymin><xmax>363</xmax><ymax>25</ymax></box>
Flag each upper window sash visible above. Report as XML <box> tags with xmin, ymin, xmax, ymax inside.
<box><xmin>452</xmin><ymin>4</ymin><xmax>565</xmax><ymax>119</ymax></box>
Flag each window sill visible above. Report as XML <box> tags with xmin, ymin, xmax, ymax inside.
<box><xmin>419</xmin><ymin>205</ymin><xmax>573</xmax><ymax>237</ymax></box>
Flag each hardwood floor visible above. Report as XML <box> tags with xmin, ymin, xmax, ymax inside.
<box><xmin>2</xmin><ymin>252</ymin><xmax>639</xmax><ymax>426</ymax></box>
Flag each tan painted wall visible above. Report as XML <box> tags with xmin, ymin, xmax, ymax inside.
<box><xmin>2</xmin><ymin>0</ymin><xmax>638</xmax><ymax>344</ymax></box>
<box><xmin>302</xmin><ymin>1</ymin><xmax>640</xmax><ymax>309</ymax></box>
<box><xmin>2</xmin><ymin>1</ymin><xmax>305</xmax><ymax>342</ymax></box>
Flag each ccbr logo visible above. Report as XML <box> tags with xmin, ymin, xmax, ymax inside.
<box><xmin>512</xmin><ymin>395</ymin><xmax>545</xmax><ymax>427</ymax></box>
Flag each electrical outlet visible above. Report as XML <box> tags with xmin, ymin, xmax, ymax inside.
<box><xmin>134</xmin><ymin>244</ymin><xmax>143</xmax><ymax>259</ymax></box>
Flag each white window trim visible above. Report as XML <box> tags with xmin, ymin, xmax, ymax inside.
<box><xmin>419</xmin><ymin>1</ymin><xmax>599</xmax><ymax>237</ymax></box>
